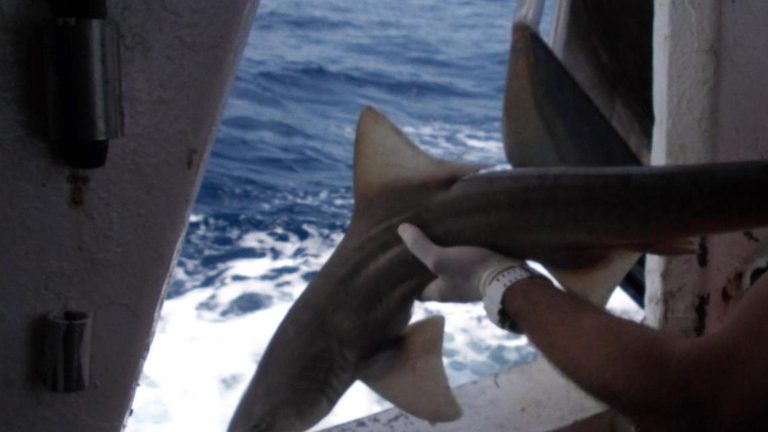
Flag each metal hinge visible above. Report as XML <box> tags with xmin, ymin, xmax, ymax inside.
<box><xmin>45</xmin><ymin>0</ymin><xmax>123</xmax><ymax>169</ymax></box>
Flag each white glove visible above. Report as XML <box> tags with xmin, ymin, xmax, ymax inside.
<box><xmin>397</xmin><ymin>223</ymin><xmax>524</xmax><ymax>302</ymax></box>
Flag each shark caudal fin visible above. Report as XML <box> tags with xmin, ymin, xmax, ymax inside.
<box><xmin>360</xmin><ymin>315</ymin><xmax>461</xmax><ymax>422</ymax></box>
<box><xmin>353</xmin><ymin>107</ymin><xmax>488</xmax><ymax>200</ymax></box>
<box><xmin>503</xmin><ymin>24</ymin><xmax>646</xmax><ymax>304</ymax></box>
<box><xmin>502</xmin><ymin>23</ymin><xmax>641</xmax><ymax>167</ymax></box>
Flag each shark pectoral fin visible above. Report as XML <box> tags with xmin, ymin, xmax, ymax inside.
<box><xmin>353</xmin><ymin>107</ymin><xmax>488</xmax><ymax>200</ymax></box>
<box><xmin>547</xmin><ymin>250</ymin><xmax>641</xmax><ymax>306</ymax></box>
<box><xmin>360</xmin><ymin>315</ymin><xmax>461</xmax><ymax>422</ymax></box>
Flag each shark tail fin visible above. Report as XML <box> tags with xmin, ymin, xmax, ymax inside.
<box><xmin>503</xmin><ymin>23</ymin><xmax>642</xmax><ymax>167</ymax></box>
<box><xmin>353</xmin><ymin>106</ymin><xmax>488</xmax><ymax>201</ymax></box>
<box><xmin>547</xmin><ymin>250</ymin><xmax>642</xmax><ymax>306</ymax></box>
<box><xmin>360</xmin><ymin>315</ymin><xmax>461</xmax><ymax>422</ymax></box>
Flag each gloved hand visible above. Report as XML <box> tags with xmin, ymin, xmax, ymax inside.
<box><xmin>397</xmin><ymin>223</ymin><xmax>523</xmax><ymax>302</ymax></box>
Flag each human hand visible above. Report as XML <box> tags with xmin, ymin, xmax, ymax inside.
<box><xmin>397</xmin><ymin>223</ymin><xmax>523</xmax><ymax>302</ymax></box>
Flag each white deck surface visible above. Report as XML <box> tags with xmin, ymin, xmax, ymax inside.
<box><xmin>324</xmin><ymin>358</ymin><xmax>605</xmax><ymax>432</ymax></box>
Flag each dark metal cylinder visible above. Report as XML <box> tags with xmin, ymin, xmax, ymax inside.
<box><xmin>45</xmin><ymin>2</ymin><xmax>122</xmax><ymax>169</ymax></box>
<box><xmin>41</xmin><ymin>310</ymin><xmax>92</xmax><ymax>393</ymax></box>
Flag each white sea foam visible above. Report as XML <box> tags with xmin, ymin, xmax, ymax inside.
<box><xmin>126</xmin><ymin>219</ymin><xmax>574</xmax><ymax>431</ymax></box>
<box><xmin>127</xmin><ymin>226</ymin><xmax>345</xmax><ymax>431</ymax></box>
<box><xmin>403</xmin><ymin>123</ymin><xmax>505</xmax><ymax>165</ymax></box>
<box><xmin>128</xmin><ymin>288</ymin><xmax>294</xmax><ymax>431</ymax></box>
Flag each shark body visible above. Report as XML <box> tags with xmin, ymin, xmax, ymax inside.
<box><xmin>228</xmin><ymin>106</ymin><xmax>768</xmax><ymax>432</ymax></box>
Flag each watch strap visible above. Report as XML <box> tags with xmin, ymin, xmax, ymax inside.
<box><xmin>481</xmin><ymin>264</ymin><xmax>538</xmax><ymax>332</ymax></box>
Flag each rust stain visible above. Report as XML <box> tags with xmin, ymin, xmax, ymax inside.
<box><xmin>693</xmin><ymin>293</ymin><xmax>709</xmax><ymax>337</ymax></box>
<box><xmin>721</xmin><ymin>278</ymin><xmax>736</xmax><ymax>303</ymax></box>
<box><xmin>697</xmin><ymin>236</ymin><xmax>708</xmax><ymax>268</ymax></box>
<box><xmin>186</xmin><ymin>148</ymin><xmax>198</xmax><ymax>171</ymax></box>
<box><xmin>67</xmin><ymin>172</ymin><xmax>90</xmax><ymax>208</ymax></box>
<box><xmin>744</xmin><ymin>230</ymin><xmax>760</xmax><ymax>243</ymax></box>
<box><xmin>721</xmin><ymin>272</ymin><xmax>743</xmax><ymax>305</ymax></box>
<box><xmin>719</xmin><ymin>272</ymin><xmax>746</xmax><ymax>325</ymax></box>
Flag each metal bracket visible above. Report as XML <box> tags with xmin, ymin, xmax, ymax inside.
<box><xmin>45</xmin><ymin>0</ymin><xmax>123</xmax><ymax>169</ymax></box>
<box><xmin>41</xmin><ymin>310</ymin><xmax>92</xmax><ymax>393</ymax></box>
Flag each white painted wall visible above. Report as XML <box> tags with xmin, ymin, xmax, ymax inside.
<box><xmin>647</xmin><ymin>0</ymin><xmax>768</xmax><ymax>335</ymax></box>
<box><xmin>0</xmin><ymin>1</ymin><xmax>258</xmax><ymax>430</ymax></box>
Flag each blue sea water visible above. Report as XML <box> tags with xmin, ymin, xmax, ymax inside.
<box><xmin>127</xmin><ymin>1</ymin><xmax>574</xmax><ymax>431</ymax></box>
<box><xmin>172</xmin><ymin>0</ymin><xmax>553</xmax><ymax>301</ymax></box>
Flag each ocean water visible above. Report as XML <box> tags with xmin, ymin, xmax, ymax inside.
<box><xmin>125</xmin><ymin>1</ymin><xmax>640</xmax><ymax>431</ymax></box>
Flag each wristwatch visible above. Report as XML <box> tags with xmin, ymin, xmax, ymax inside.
<box><xmin>480</xmin><ymin>264</ymin><xmax>540</xmax><ymax>333</ymax></box>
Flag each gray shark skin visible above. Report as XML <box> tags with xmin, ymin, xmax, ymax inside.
<box><xmin>228</xmin><ymin>107</ymin><xmax>768</xmax><ymax>432</ymax></box>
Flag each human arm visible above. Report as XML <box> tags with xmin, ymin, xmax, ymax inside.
<box><xmin>398</xmin><ymin>222</ymin><xmax>768</xmax><ymax>430</ymax></box>
<box><xmin>501</xmin><ymin>277</ymin><xmax>696</xmax><ymax>429</ymax></box>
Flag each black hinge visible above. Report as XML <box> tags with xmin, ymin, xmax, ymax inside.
<box><xmin>45</xmin><ymin>0</ymin><xmax>123</xmax><ymax>169</ymax></box>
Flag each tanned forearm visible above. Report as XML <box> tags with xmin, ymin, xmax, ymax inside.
<box><xmin>501</xmin><ymin>279</ymin><xmax>696</xmax><ymax>428</ymax></box>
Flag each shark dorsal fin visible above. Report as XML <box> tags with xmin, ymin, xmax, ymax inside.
<box><xmin>354</xmin><ymin>106</ymin><xmax>487</xmax><ymax>200</ymax></box>
<box><xmin>360</xmin><ymin>315</ymin><xmax>462</xmax><ymax>422</ymax></box>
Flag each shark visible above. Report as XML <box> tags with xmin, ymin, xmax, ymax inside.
<box><xmin>502</xmin><ymin>23</ymin><xmax>643</xmax><ymax>167</ymax></box>
<box><xmin>502</xmin><ymin>22</ymin><xmax>653</xmax><ymax>301</ymax></box>
<box><xmin>227</xmin><ymin>105</ymin><xmax>768</xmax><ymax>432</ymax></box>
